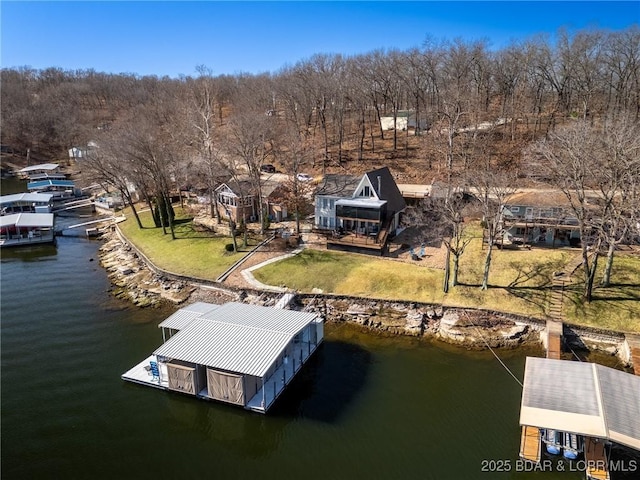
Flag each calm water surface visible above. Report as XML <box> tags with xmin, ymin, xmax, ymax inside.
<box><xmin>1</xmin><ymin>234</ymin><xmax>591</xmax><ymax>479</ymax></box>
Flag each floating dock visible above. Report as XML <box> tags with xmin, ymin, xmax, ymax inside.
<box><xmin>122</xmin><ymin>301</ymin><xmax>324</xmax><ymax>414</ymax></box>
<box><xmin>584</xmin><ymin>437</ymin><xmax>610</xmax><ymax>480</ymax></box>
<box><xmin>519</xmin><ymin>425</ymin><xmax>542</xmax><ymax>464</ymax></box>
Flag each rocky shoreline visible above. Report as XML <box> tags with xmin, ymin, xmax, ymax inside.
<box><xmin>97</xmin><ymin>228</ymin><xmax>632</xmax><ymax>365</ymax></box>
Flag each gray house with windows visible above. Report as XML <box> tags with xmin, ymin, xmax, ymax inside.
<box><xmin>314</xmin><ymin>167</ymin><xmax>406</xmax><ymax>255</ymax></box>
<box><xmin>501</xmin><ymin>191</ymin><xmax>581</xmax><ymax>247</ymax></box>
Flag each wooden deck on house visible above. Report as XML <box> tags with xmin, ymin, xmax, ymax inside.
<box><xmin>585</xmin><ymin>437</ymin><xmax>610</xmax><ymax>480</ymax></box>
<box><xmin>546</xmin><ymin>319</ymin><xmax>562</xmax><ymax>359</ymax></box>
<box><xmin>626</xmin><ymin>334</ymin><xmax>640</xmax><ymax>376</ymax></box>
<box><xmin>519</xmin><ymin>426</ymin><xmax>542</xmax><ymax>464</ymax></box>
<box><xmin>326</xmin><ymin>226</ymin><xmax>389</xmax><ymax>252</ymax></box>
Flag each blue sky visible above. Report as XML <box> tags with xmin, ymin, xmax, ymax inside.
<box><xmin>2</xmin><ymin>1</ymin><xmax>638</xmax><ymax>77</ymax></box>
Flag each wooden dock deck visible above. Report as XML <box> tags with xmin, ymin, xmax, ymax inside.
<box><xmin>546</xmin><ymin>319</ymin><xmax>562</xmax><ymax>359</ymax></box>
<box><xmin>519</xmin><ymin>426</ymin><xmax>542</xmax><ymax>464</ymax></box>
<box><xmin>626</xmin><ymin>334</ymin><xmax>640</xmax><ymax>376</ymax></box>
<box><xmin>585</xmin><ymin>437</ymin><xmax>610</xmax><ymax>480</ymax></box>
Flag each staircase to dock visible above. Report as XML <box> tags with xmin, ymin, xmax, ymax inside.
<box><xmin>545</xmin><ymin>253</ymin><xmax>583</xmax><ymax>359</ymax></box>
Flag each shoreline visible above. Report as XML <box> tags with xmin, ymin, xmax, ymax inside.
<box><xmin>97</xmin><ymin>227</ymin><xmax>634</xmax><ymax>368</ymax></box>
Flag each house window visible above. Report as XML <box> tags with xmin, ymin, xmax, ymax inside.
<box><xmin>359</xmin><ymin>186</ymin><xmax>371</xmax><ymax>197</ymax></box>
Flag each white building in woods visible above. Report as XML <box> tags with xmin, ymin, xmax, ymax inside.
<box><xmin>380</xmin><ymin>110</ymin><xmax>428</xmax><ymax>131</ymax></box>
<box><xmin>122</xmin><ymin>302</ymin><xmax>324</xmax><ymax>414</ymax></box>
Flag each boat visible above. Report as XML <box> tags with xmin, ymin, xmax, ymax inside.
<box><xmin>543</xmin><ymin>429</ymin><xmax>562</xmax><ymax>455</ymax></box>
<box><xmin>562</xmin><ymin>432</ymin><xmax>582</xmax><ymax>460</ymax></box>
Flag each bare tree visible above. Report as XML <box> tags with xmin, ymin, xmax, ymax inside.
<box><xmin>529</xmin><ymin>120</ymin><xmax>601</xmax><ymax>301</ymax></box>
<box><xmin>468</xmin><ymin>165</ymin><xmax>516</xmax><ymax>291</ymax></box>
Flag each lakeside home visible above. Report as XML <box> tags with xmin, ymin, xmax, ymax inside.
<box><xmin>122</xmin><ymin>301</ymin><xmax>324</xmax><ymax>413</ymax></box>
<box><xmin>315</xmin><ymin>167</ymin><xmax>407</xmax><ymax>255</ymax></box>
<box><xmin>0</xmin><ymin>212</ymin><xmax>55</xmax><ymax>247</ymax></box>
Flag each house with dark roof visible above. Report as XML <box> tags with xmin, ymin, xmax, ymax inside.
<box><xmin>314</xmin><ymin>167</ymin><xmax>406</xmax><ymax>255</ymax></box>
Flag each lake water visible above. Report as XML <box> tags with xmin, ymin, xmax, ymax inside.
<box><xmin>2</xmin><ymin>228</ymin><xmax>631</xmax><ymax>479</ymax></box>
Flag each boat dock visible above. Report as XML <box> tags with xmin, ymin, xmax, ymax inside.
<box><xmin>519</xmin><ymin>425</ymin><xmax>542</xmax><ymax>464</ymax></box>
<box><xmin>519</xmin><ymin>357</ymin><xmax>640</xmax><ymax>478</ymax></box>
<box><xmin>546</xmin><ymin>319</ymin><xmax>562</xmax><ymax>359</ymax></box>
<box><xmin>584</xmin><ymin>437</ymin><xmax>610</xmax><ymax>480</ymax></box>
<box><xmin>121</xmin><ymin>301</ymin><xmax>324</xmax><ymax>414</ymax></box>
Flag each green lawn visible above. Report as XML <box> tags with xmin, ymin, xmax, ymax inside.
<box><xmin>118</xmin><ymin>208</ymin><xmax>253</xmax><ymax>280</ymax></box>
<box><xmin>253</xmin><ymin>248</ymin><xmax>446</xmax><ymax>303</ymax></box>
<box><xmin>253</xmin><ymin>223</ymin><xmax>640</xmax><ymax>332</ymax></box>
<box><xmin>564</xmin><ymin>254</ymin><xmax>640</xmax><ymax>332</ymax></box>
<box><xmin>118</xmin><ymin>211</ymin><xmax>640</xmax><ymax>333</ymax></box>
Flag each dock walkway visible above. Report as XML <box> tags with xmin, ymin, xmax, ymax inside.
<box><xmin>584</xmin><ymin>437</ymin><xmax>610</xmax><ymax>480</ymax></box>
<box><xmin>519</xmin><ymin>426</ymin><xmax>542</xmax><ymax>464</ymax></box>
<box><xmin>546</xmin><ymin>319</ymin><xmax>562</xmax><ymax>359</ymax></box>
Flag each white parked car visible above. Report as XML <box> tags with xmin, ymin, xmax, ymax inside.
<box><xmin>296</xmin><ymin>173</ymin><xmax>313</xmax><ymax>182</ymax></box>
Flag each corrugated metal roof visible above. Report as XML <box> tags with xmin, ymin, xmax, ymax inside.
<box><xmin>27</xmin><ymin>179</ymin><xmax>75</xmax><ymax>189</ymax></box>
<box><xmin>153</xmin><ymin>302</ymin><xmax>319</xmax><ymax>377</ymax></box>
<box><xmin>199</xmin><ymin>302</ymin><xmax>318</xmax><ymax>335</ymax></box>
<box><xmin>597</xmin><ymin>364</ymin><xmax>640</xmax><ymax>448</ymax></box>
<box><xmin>0</xmin><ymin>192</ymin><xmax>54</xmax><ymax>205</ymax></box>
<box><xmin>0</xmin><ymin>213</ymin><xmax>54</xmax><ymax>228</ymax></box>
<box><xmin>520</xmin><ymin>357</ymin><xmax>640</xmax><ymax>450</ymax></box>
<box><xmin>523</xmin><ymin>357</ymin><xmax>599</xmax><ymax>416</ymax></box>
<box><xmin>158</xmin><ymin>302</ymin><xmax>220</xmax><ymax>330</ymax></box>
<box><xmin>19</xmin><ymin>163</ymin><xmax>59</xmax><ymax>172</ymax></box>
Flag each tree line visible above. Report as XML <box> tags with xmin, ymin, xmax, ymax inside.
<box><xmin>1</xmin><ymin>26</ymin><xmax>638</xmax><ymax>302</ymax></box>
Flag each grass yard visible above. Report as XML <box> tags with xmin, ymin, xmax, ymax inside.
<box><xmin>253</xmin><ymin>248</ymin><xmax>446</xmax><ymax>304</ymax></box>
<box><xmin>118</xmin><ymin>208</ymin><xmax>254</xmax><ymax>280</ymax></box>
<box><xmin>563</xmin><ymin>254</ymin><xmax>640</xmax><ymax>333</ymax></box>
<box><xmin>444</xmin><ymin>228</ymin><xmax>575</xmax><ymax>318</ymax></box>
<box><xmin>253</xmin><ymin>222</ymin><xmax>640</xmax><ymax>331</ymax></box>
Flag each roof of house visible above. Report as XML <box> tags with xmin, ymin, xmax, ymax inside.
<box><xmin>365</xmin><ymin>167</ymin><xmax>406</xmax><ymax>213</ymax></box>
<box><xmin>506</xmin><ymin>191</ymin><xmax>572</xmax><ymax>208</ymax></box>
<box><xmin>153</xmin><ymin>302</ymin><xmax>319</xmax><ymax>377</ymax></box>
<box><xmin>316</xmin><ymin>167</ymin><xmax>407</xmax><ymax>215</ymax></box>
<box><xmin>520</xmin><ymin>357</ymin><xmax>640</xmax><ymax>450</ymax></box>
<box><xmin>0</xmin><ymin>213</ymin><xmax>54</xmax><ymax>228</ymax></box>
<box><xmin>215</xmin><ymin>179</ymin><xmax>255</xmax><ymax>196</ymax></box>
<box><xmin>316</xmin><ymin>174</ymin><xmax>361</xmax><ymax>196</ymax></box>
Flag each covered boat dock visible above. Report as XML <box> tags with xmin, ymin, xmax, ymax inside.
<box><xmin>0</xmin><ymin>213</ymin><xmax>55</xmax><ymax>247</ymax></box>
<box><xmin>122</xmin><ymin>302</ymin><xmax>324</xmax><ymax>413</ymax></box>
<box><xmin>519</xmin><ymin>357</ymin><xmax>640</xmax><ymax>476</ymax></box>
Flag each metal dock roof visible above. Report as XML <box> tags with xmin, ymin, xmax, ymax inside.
<box><xmin>0</xmin><ymin>213</ymin><xmax>54</xmax><ymax>228</ymax></box>
<box><xmin>520</xmin><ymin>357</ymin><xmax>640</xmax><ymax>450</ymax></box>
<box><xmin>153</xmin><ymin>302</ymin><xmax>320</xmax><ymax>378</ymax></box>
